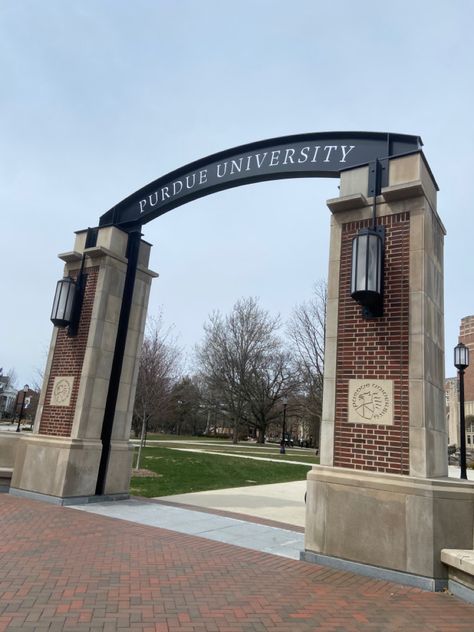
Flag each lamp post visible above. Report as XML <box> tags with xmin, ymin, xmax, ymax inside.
<box><xmin>350</xmin><ymin>159</ymin><xmax>385</xmax><ymax>320</ymax></box>
<box><xmin>454</xmin><ymin>342</ymin><xmax>470</xmax><ymax>480</ymax></box>
<box><xmin>280</xmin><ymin>396</ymin><xmax>288</xmax><ymax>455</ymax></box>
<box><xmin>16</xmin><ymin>384</ymin><xmax>29</xmax><ymax>433</ymax></box>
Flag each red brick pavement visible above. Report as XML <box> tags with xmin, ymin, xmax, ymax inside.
<box><xmin>1</xmin><ymin>495</ymin><xmax>473</xmax><ymax>631</ymax></box>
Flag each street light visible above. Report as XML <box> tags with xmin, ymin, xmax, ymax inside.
<box><xmin>454</xmin><ymin>342</ymin><xmax>470</xmax><ymax>480</ymax></box>
<box><xmin>280</xmin><ymin>396</ymin><xmax>288</xmax><ymax>455</ymax></box>
<box><xmin>16</xmin><ymin>384</ymin><xmax>29</xmax><ymax>433</ymax></box>
<box><xmin>350</xmin><ymin>160</ymin><xmax>385</xmax><ymax>320</ymax></box>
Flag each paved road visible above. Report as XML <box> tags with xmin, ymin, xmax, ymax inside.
<box><xmin>1</xmin><ymin>494</ymin><xmax>474</xmax><ymax>631</ymax></box>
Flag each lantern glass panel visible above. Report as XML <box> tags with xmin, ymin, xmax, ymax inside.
<box><xmin>351</xmin><ymin>231</ymin><xmax>383</xmax><ymax>295</ymax></box>
<box><xmin>353</xmin><ymin>234</ymin><xmax>368</xmax><ymax>293</ymax></box>
<box><xmin>367</xmin><ymin>234</ymin><xmax>379</xmax><ymax>292</ymax></box>
<box><xmin>455</xmin><ymin>344</ymin><xmax>470</xmax><ymax>369</ymax></box>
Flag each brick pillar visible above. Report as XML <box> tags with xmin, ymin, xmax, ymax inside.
<box><xmin>320</xmin><ymin>152</ymin><xmax>446</xmax><ymax>478</ymax></box>
<box><xmin>10</xmin><ymin>226</ymin><xmax>157</xmax><ymax>502</ymax></box>
<box><xmin>303</xmin><ymin>152</ymin><xmax>474</xmax><ymax>588</ymax></box>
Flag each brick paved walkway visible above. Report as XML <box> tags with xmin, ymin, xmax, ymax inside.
<box><xmin>1</xmin><ymin>495</ymin><xmax>474</xmax><ymax>631</ymax></box>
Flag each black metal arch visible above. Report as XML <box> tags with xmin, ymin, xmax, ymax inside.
<box><xmin>94</xmin><ymin>130</ymin><xmax>423</xmax><ymax>495</ymax></box>
<box><xmin>99</xmin><ymin>131</ymin><xmax>422</xmax><ymax>230</ymax></box>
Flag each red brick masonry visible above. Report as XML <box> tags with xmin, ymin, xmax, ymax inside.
<box><xmin>1</xmin><ymin>495</ymin><xmax>474</xmax><ymax>631</ymax></box>
<box><xmin>460</xmin><ymin>315</ymin><xmax>474</xmax><ymax>402</ymax></box>
<box><xmin>39</xmin><ymin>267</ymin><xmax>99</xmax><ymax>437</ymax></box>
<box><xmin>334</xmin><ymin>213</ymin><xmax>410</xmax><ymax>474</ymax></box>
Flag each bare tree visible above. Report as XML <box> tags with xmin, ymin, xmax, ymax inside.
<box><xmin>168</xmin><ymin>376</ymin><xmax>206</xmax><ymax>436</ymax></box>
<box><xmin>287</xmin><ymin>280</ymin><xmax>327</xmax><ymax>447</ymax></box>
<box><xmin>133</xmin><ymin>313</ymin><xmax>182</xmax><ymax>469</ymax></box>
<box><xmin>242</xmin><ymin>349</ymin><xmax>297</xmax><ymax>442</ymax></box>
<box><xmin>6</xmin><ymin>368</ymin><xmax>18</xmax><ymax>390</ymax></box>
<box><xmin>196</xmin><ymin>297</ymin><xmax>288</xmax><ymax>443</ymax></box>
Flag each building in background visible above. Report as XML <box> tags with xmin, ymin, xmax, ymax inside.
<box><xmin>446</xmin><ymin>315</ymin><xmax>474</xmax><ymax>448</ymax></box>
<box><xmin>0</xmin><ymin>375</ymin><xmax>17</xmax><ymax>418</ymax></box>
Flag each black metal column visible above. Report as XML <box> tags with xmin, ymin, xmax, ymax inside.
<box><xmin>459</xmin><ymin>367</ymin><xmax>467</xmax><ymax>480</ymax></box>
<box><xmin>95</xmin><ymin>229</ymin><xmax>142</xmax><ymax>496</ymax></box>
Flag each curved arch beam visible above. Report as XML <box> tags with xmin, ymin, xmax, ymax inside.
<box><xmin>99</xmin><ymin>131</ymin><xmax>422</xmax><ymax>229</ymax></box>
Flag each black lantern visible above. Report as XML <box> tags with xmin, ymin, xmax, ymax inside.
<box><xmin>454</xmin><ymin>342</ymin><xmax>470</xmax><ymax>480</ymax></box>
<box><xmin>454</xmin><ymin>342</ymin><xmax>470</xmax><ymax>370</ymax></box>
<box><xmin>351</xmin><ymin>227</ymin><xmax>384</xmax><ymax>318</ymax></box>
<box><xmin>50</xmin><ymin>276</ymin><xmax>77</xmax><ymax>328</ymax></box>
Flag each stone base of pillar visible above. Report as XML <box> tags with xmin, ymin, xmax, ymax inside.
<box><xmin>103</xmin><ymin>440</ymin><xmax>135</xmax><ymax>495</ymax></box>
<box><xmin>303</xmin><ymin>466</ymin><xmax>474</xmax><ymax>587</ymax></box>
<box><xmin>10</xmin><ymin>435</ymin><xmax>133</xmax><ymax>501</ymax></box>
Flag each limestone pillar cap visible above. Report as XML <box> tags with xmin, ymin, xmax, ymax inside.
<box><xmin>326</xmin><ymin>193</ymin><xmax>368</xmax><ymax>213</ymax></box>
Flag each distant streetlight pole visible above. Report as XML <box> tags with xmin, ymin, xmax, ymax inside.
<box><xmin>280</xmin><ymin>396</ymin><xmax>288</xmax><ymax>455</ymax></box>
<box><xmin>16</xmin><ymin>384</ymin><xmax>29</xmax><ymax>433</ymax></box>
<box><xmin>454</xmin><ymin>342</ymin><xmax>470</xmax><ymax>480</ymax></box>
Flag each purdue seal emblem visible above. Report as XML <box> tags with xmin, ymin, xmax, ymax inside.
<box><xmin>348</xmin><ymin>379</ymin><xmax>393</xmax><ymax>425</ymax></box>
<box><xmin>50</xmin><ymin>376</ymin><xmax>74</xmax><ymax>407</ymax></box>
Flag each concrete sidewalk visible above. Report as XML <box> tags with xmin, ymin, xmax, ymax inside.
<box><xmin>2</xmin><ymin>493</ymin><xmax>474</xmax><ymax>631</ymax></box>
<box><xmin>157</xmin><ymin>480</ymin><xmax>307</xmax><ymax>527</ymax></box>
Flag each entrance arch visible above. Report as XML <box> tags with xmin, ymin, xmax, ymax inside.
<box><xmin>99</xmin><ymin>131</ymin><xmax>421</xmax><ymax>230</ymax></box>
<box><xmin>11</xmin><ymin>131</ymin><xmax>474</xmax><ymax>589</ymax></box>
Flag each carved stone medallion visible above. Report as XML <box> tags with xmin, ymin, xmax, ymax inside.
<box><xmin>50</xmin><ymin>376</ymin><xmax>74</xmax><ymax>407</ymax></box>
<box><xmin>348</xmin><ymin>379</ymin><xmax>393</xmax><ymax>425</ymax></box>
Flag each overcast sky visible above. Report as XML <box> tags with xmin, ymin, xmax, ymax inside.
<box><xmin>1</xmin><ymin>0</ymin><xmax>473</xmax><ymax>386</ymax></box>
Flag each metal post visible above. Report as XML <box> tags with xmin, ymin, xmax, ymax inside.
<box><xmin>16</xmin><ymin>393</ymin><xmax>25</xmax><ymax>433</ymax></box>
<box><xmin>459</xmin><ymin>367</ymin><xmax>467</xmax><ymax>480</ymax></box>
<box><xmin>280</xmin><ymin>402</ymin><xmax>287</xmax><ymax>455</ymax></box>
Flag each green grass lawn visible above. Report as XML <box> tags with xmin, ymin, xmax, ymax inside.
<box><xmin>141</xmin><ymin>433</ymin><xmax>227</xmax><ymax>442</ymax></box>
<box><xmin>161</xmin><ymin>443</ymin><xmax>320</xmax><ymax>464</ymax></box>
<box><xmin>131</xmin><ymin>445</ymin><xmax>313</xmax><ymax>497</ymax></box>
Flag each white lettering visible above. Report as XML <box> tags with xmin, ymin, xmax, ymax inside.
<box><xmin>216</xmin><ymin>162</ymin><xmax>228</xmax><ymax>178</ymax></box>
<box><xmin>298</xmin><ymin>147</ymin><xmax>310</xmax><ymax>163</ymax></box>
<box><xmin>255</xmin><ymin>152</ymin><xmax>268</xmax><ymax>168</ymax></box>
<box><xmin>230</xmin><ymin>158</ymin><xmax>243</xmax><ymax>174</ymax></box>
<box><xmin>283</xmin><ymin>148</ymin><xmax>295</xmax><ymax>164</ymax></box>
<box><xmin>340</xmin><ymin>145</ymin><xmax>355</xmax><ymax>162</ymax></box>
<box><xmin>173</xmin><ymin>180</ymin><xmax>183</xmax><ymax>195</ymax></box>
<box><xmin>199</xmin><ymin>169</ymin><xmax>208</xmax><ymax>184</ymax></box>
<box><xmin>311</xmin><ymin>146</ymin><xmax>320</xmax><ymax>163</ymax></box>
<box><xmin>245</xmin><ymin>155</ymin><xmax>252</xmax><ymax>171</ymax></box>
<box><xmin>270</xmin><ymin>150</ymin><xmax>281</xmax><ymax>166</ymax></box>
<box><xmin>139</xmin><ymin>199</ymin><xmax>147</xmax><ymax>213</ymax></box>
<box><xmin>323</xmin><ymin>145</ymin><xmax>337</xmax><ymax>162</ymax></box>
<box><xmin>161</xmin><ymin>186</ymin><xmax>170</xmax><ymax>200</ymax></box>
<box><xmin>185</xmin><ymin>173</ymin><xmax>196</xmax><ymax>189</ymax></box>
<box><xmin>149</xmin><ymin>192</ymin><xmax>159</xmax><ymax>207</ymax></box>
